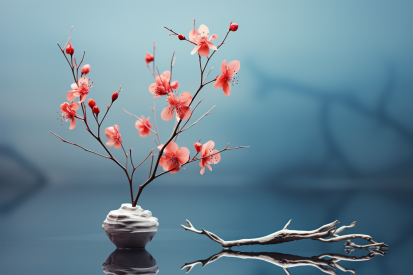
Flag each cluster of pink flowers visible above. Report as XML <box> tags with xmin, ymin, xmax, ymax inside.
<box><xmin>54</xmin><ymin>20</ymin><xmax>245</xmax><ymax>205</ymax></box>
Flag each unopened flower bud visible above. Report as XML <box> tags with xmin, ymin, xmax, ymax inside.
<box><xmin>66</xmin><ymin>43</ymin><xmax>74</xmax><ymax>55</ymax></box>
<box><xmin>112</xmin><ymin>92</ymin><xmax>118</xmax><ymax>102</ymax></box>
<box><xmin>88</xmin><ymin>99</ymin><xmax>96</xmax><ymax>108</ymax></box>
<box><xmin>230</xmin><ymin>22</ymin><xmax>239</xmax><ymax>32</ymax></box>
<box><xmin>81</xmin><ymin>64</ymin><xmax>91</xmax><ymax>75</ymax></box>
<box><xmin>178</xmin><ymin>34</ymin><xmax>185</xmax><ymax>40</ymax></box>
<box><xmin>193</xmin><ymin>139</ymin><xmax>203</xmax><ymax>154</ymax></box>
<box><xmin>92</xmin><ymin>106</ymin><xmax>100</xmax><ymax>114</ymax></box>
<box><xmin>145</xmin><ymin>52</ymin><xmax>154</xmax><ymax>66</ymax></box>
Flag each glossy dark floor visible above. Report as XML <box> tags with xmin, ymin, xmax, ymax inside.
<box><xmin>0</xmin><ymin>185</ymin><xmax>410</xmax><ymax>274</ymax></box>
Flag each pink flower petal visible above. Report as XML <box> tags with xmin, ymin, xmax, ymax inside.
<box><xmin>161</xmin><ymin>71</ymin><xmax>171</xmax><ymax>82</ymax></box>
<box><xmin>169</xmin><ymin>163</ymin><xmax>180</xmax><ymax>174</ymax></box>
<box><xmin>176</xmin><ymin>147</ymin><xmax>190</xmax><ymax>164</ymax></box>
<box><xmin>178</xmin><ymin>106</ymin><xmax>191</xmax><ymax>120</ymax></box>
<box><xmin>161</xmin><ymin>106</ymin><xmax>175</xmax><ymax>121</ymax></box>
<box><xmin>220</xmin><ymin>60</ymin><xmax>227</xmax><ymax>74</ymax></box>
<box><xmin>114</xmin><ymin>125</ymin><xmax>120</xmax><ymax>132</ymax></box>
<box><xmin>209</xmin><ymin>149</ymin><xmax>221</xmax><ymax>164</ymax></box>
<box><xmin>227</xmin><ymin>60</ymin><xmax>240</xmax><ymax>75</ymax></box>
<box><xmin>80</xmin><ymin>94</ymin><xmax>86</xmax><ymax>103</ymax></box>
<box><xmin>200</xmin><ymin>167</ymin><xmax>205</xmax><ymax>175</ymax></box>
<box><xmin>198</xmin><ymin>24</ymin><xmax>209</xmax><ymax>38</ymax></box>
<box><xmin>106</xmin><ymin>139</ymin><xmax>115</xmax><ymax>147</ymax></box>
<box><xmin>105</xmin><ymin>127</ymin><xmax>114</xmax><ymax>139</ymax></box>
<box><xmin>78</xmin><ymin>77</ymin><xmax>88</xmax><ymax>86</ymax></box>
<box><xmin>165</xmin><ymin>141</ymin><xmax>178</xmax><ymax>156</ymax></box>
<box><xmin>71</xmin><ymin>102</ymin><xmax>79</xmax><ymax>111</ymax></box>
<box><xmin>207</xmin><ymin>42</ymin><xmax>217</xmax><ymax>51</ymax></box>
<box><xmin>179</xmin><ymin>91</ymin><xmax>192</xmax><ymax>105</ymax></box>
<box><xmin>159</xmin><ymin>156</ymin><xmax>166</xmax><ymax>168</ymax></box>
<box><xmin>69</xmin><ymin>118</ymin><xmax>76</xmax><ymax>130</ymax></box>
<box><xmin>155</xmin><ymin>75</ymin><xmax>163</xmax><ymax>85</ymax></box>
<box><xmin>114</xmin><ymin>140</ymin><xmax>121</xmax><ymax>149</ymax></box>
<box><xmin>205</xmin><ymin>140</ymin><xmax>216</xmax><ymax>152</ymax></box>
<box><xmin>71</xmin><ymin>83</ymin><xmax>78</xmax><ymax>90</ymax></box>
<box><xmin>189</xmin><ymin>29</ymin><xmax>199</xmax><ymax>42</ymax></box>
<box><xmin>191</xmin><ymin>44</ymin><xmax>201</xmax><ymax>55</ymax></box>
<box><xmin>170</xmin><ymin>81</ymin><xmax>179</xmax><ymax>90</ymax></box>
<box><xmin>213</xmin><ymin>75</ymin><xmax>226</xmax><ymax>89</ymax></box>
<box><xmin>149</xmin><ymin>83</ymin><xmax>157</xmax><ymax>95</ymax></box>
<box><xmin>223</xmin><ymin>82</ymin><xmax>231</xmax><ymax>96</ymax></box>
<box><xmin>209</xmin><ymin>34</ymin><xmax>218</xmax><ymax>40</ymax></box>
<box><xmin>206</xmin><ymin>163</ymin><xmax>212</xmax><ymax>171</ymax></box>
<box><xmin>67</xmin><ymin>91</ymin><xmax>76</xmax><ymax>102</ymax></box>
<box><xmin>198</xmin><ymin>44</ymin><xmax>210</xmax><ymax>56</ymax></box>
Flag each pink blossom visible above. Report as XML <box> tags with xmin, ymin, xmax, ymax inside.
<box><xmin>145</xmin><ymin>52</ymin><xmax>154</xmax><ymax>66</ymax></box>
<box><xmin>105</xmin><ymin>125</ymin><xmax>123</xmax><ymax>149</ymax></box>
<box><xmin>193</xmin><ymin>140</ymin><xmax>202</xmax><ymax>154</ymax></box>
<box><xmin>199</xmin><ymin>140</ymin><xmax>221</xmax><ymax>175</ymax></box>
<box><xmin>189</xmin><ymin>24</ymin><xmax>218</xmax><ymax>57</ymax></box>
<box><xmin>60</xmin><ymin>102</ymin><xmax>79</xmax><ymax>130</ymax></box>
<box><xmin>81</xmin><ymin>64</ymin><xmax>90</xmax><ymax>75</ymax></box>
<box><xmin>67</xmin><ymin>76</ymin><xmax>92</xmax><ymax>103</ymax></box>
<box><xmin>135</xmin><ymin>116</ymin><xmax>152</xmax><ymax>137</ymax></box>
<box><xmin>149</xmin><ymin>71</ymin><xmax>179</xmax><ymax>98</ymax></box>
<box><xmin>213</xmin><ymin>60</ymin><xmax>240</xmax><ymax>96</ymax></box>
<box><xmin>159</xmin><ymin>141</ymin><xmax>190</xmax><ymax>174</ymax></box>
<box><xmin>161</xmin><ymin>92</ymin><xmax>192</xmax><ymax>121</ymax></box>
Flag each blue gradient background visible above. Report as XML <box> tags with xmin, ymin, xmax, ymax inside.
<box><xmin>0</xmin><ymin>0</ymin><xmax>412</xmax><ymax>274</ymax></box>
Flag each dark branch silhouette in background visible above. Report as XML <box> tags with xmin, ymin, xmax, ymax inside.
<box><xmin>250</xmin><ymin>62</ymin><xmax>413</xmax><ymax>181</ymax></box>
<box><xmin>0</xmin><ymin>145</ymin><xmax>47</xmax><ymax>214</ymax></box>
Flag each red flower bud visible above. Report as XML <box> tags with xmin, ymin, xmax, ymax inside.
<box><xmin>229</xmin><ymin>22</ymin><xmax>239</xmax><ymax>32</ymax></box>
<box><xmin>178</xmin><ymin>34</ymin><xmax>185</xmax><ymax>40</ymax></box>
<box><xmin>81</xmin><ymin>64</ymin><xmax>91</xmax><ymax>75</ymax></box>
<box><xmin>145</xmin><ymin>52</ymin><xmax>154</xmax><ymax>66</ymax></box>
<box><xmin>112</xmin><ymin>92</ymin><xmax>119</xmax><ymax>102</ymax></box>
<box><xmin>88</xmin><ymin>99</ymin><xmax>96</xmax><ymax>108</ymax></box>
<box><xmin>193</xmin><ymin>139</ymin><xmax>203</xmax><ymax>154</ymax></box>
<box><xmin>66</xmin><ymin>43</ymin><xmax>74</xmax><ymax>55</ymax></box>
<box><xmin>92</xmin><ymin>106</ymin><xmax>100</xmax><ymax>114</ymax></box>
<box><xmin>112</xmin><ymin>93</ymin><xmax>119</xmax><ymax>102</ymax></box>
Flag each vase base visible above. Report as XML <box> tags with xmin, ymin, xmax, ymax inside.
<box><xmin>104</xmin><ymin>231</ymin><xmax>157</xmax><ymax>249</ymax></box>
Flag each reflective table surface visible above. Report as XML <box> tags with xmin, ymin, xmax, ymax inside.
<box><xmin>0</xmin><ymin>185</ymin><xmax>410</xmax><ymax>274</ymax></box>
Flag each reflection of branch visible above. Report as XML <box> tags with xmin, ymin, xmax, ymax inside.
<box><xmin>182</xmin><ymin>249</ymin><xmax>386</xmax><ymax>274</ymax></box>
<box><xmin>182</xmin><ymin>219</ymin><xmax>387</xmax><ymax>249</ymax></box>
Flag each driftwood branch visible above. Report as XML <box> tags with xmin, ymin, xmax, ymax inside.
<box><xmin>182</xmin><ymin>220</ymin><xmax>388</xmax><ymax>249</ymax></box>
<box><xmin>181</xmin><ymin>249</ymin><xmax>387</xmax><ymax>274</ymax></box>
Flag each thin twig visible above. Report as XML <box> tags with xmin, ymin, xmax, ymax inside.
<box><xmin>51</xmin><ymin>131</ymin><xmax>110</xmax><ymax>159</ymax></box>
<box><xmin>163</xmin><ymin>26</ymin><xmax>197</xmax><ymax>45</ymax></box>
<box><xmin>180</xmin><ymin>105</ymin><xmax>216</xmax><ymax>133</ymax></box>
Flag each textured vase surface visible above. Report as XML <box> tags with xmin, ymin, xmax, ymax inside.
<box><xmin>103</xmin><ymin>203</ymin><xmax>159</xmax><ymax>249</ymax></box>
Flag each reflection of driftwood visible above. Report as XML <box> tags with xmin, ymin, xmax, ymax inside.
<box><xmin>182</xmin><ymin>220</ymin><xmax>387</xmax><ymax>249</ymax></box>
<box><xmin>182</xmin><ymin>249</ymin><xmax>386</xmax><ymax>274</ymax></box>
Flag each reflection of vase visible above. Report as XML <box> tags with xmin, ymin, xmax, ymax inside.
<box><xmin>103</xmin><ymin>248</ymin><xmax>159</xmax><ymax>275</ymax></box>
<box><xmin>103</xmin><ymin>204</ymin><xmax>159</xmax><ymax>249</ymax></box>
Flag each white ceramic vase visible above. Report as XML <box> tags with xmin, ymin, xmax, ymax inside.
<box><xmin>103</xmin><ymin>204</ymin><xmax>159</xmax><ymax>249</ymax></box>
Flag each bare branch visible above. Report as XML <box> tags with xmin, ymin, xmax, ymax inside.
<box><xmin>180</xmin><ymin>105</ymin><xmax>216</xmax><ymax>133</ymax></box>
<box><xmin>203</xmin><ymin>66</ymin><xmax>213</xmax><ymax>83</ymax></box>
<box><xmin>51</xmin><ymin>131</ymin><xmax>110</xmax><ymax>159</ymax></box>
